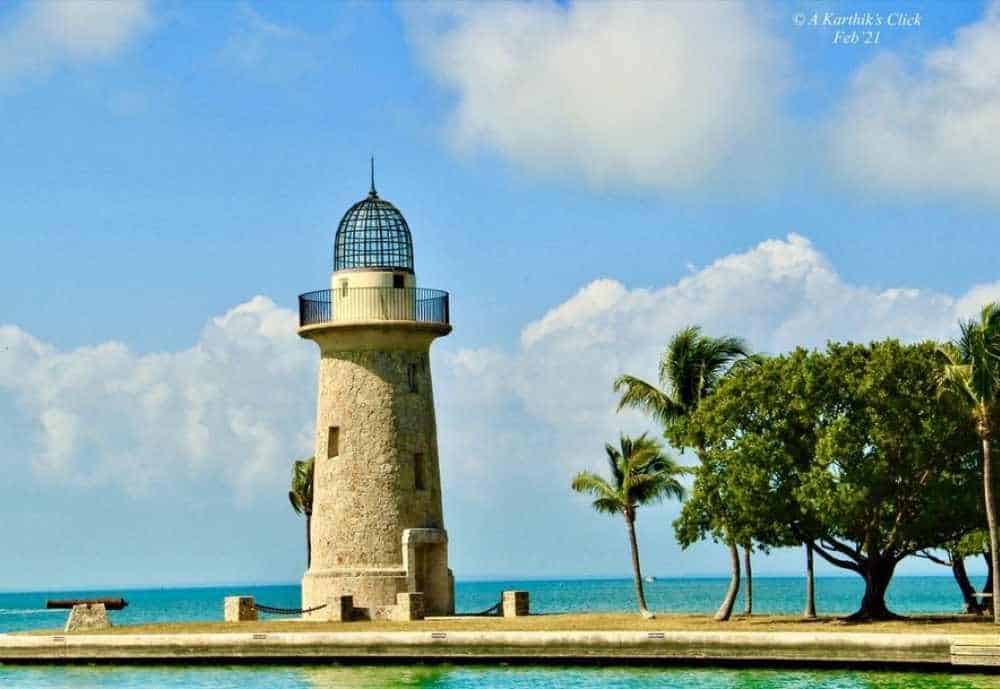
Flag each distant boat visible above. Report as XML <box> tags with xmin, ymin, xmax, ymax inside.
<box><xmin>644</xmin><ymin>576</ymin><xmax>656</xmax><ymax>583</ymax></box>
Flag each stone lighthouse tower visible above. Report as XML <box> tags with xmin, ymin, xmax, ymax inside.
<box><xmin>298</xmin><ymin>167</ymin><xmax>453</xmax><ymax>618</ymax></box>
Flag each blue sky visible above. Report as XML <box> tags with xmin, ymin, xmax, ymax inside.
<box><xmin>2</xmin><ymin>0</ymin><xmax>1000</xmax><ymax>591</ymax></box>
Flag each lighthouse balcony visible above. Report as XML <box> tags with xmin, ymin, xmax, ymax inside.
<box><xmin>298</xmin><ymin>287</ymin><xmax>450</xmax><ymax>327</ymax></box>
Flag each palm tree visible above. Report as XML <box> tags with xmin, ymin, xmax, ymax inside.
<box><xmin>939</xmin><ymin>302</ymin><xmax>1000</xmax><ymax>623</ymax></box>
<box><xmin>571</xmin><ymin>433</ymin><xmax>685</xmax><ymax>619</ymax></box>
<box><xmin>288</xmin><ymin>457</ymin><xmax>315</xmax><ymax>568</ymax></box>
<box><xmin>614</xmin><ymin>325</ymin><xmax>753</xmax><ymax>621</ymax></box>
<box><xmin>803</xmin><ymin>541</ymin><xmax>817</xmax><ymax>619</ymax></box>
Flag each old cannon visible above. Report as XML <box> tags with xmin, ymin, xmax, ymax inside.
<box><xmin>46</xmin><ymin>597</ymin><xmax>128</xmax><ymax>611</ymax></box>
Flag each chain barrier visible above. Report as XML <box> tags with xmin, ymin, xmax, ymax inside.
<box><xmin>253</xmin><ymin>603</ymin><xmax>328</xmax><ymax>616</ymax></box>
<box><xmin>469</xmin><ymin>599</ymin><xmax>502</xmax><ymax>617</ymax></box>
<box><xmin>254</xmin><ymin>599</ymin><xmax>501</xmax><ymax>617</ymax></box>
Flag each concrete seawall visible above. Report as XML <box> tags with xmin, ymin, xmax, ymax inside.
<box><xmin>0</xmin><ymin>630</ymin><xmax>985</xmax><ymax>667</ymax></box>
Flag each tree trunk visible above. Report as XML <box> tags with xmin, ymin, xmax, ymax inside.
<box><xmin>950</xmin><ymin>552</ymin><xmax>982</xmax><ymax>614</ymax></box>
<box><xmin>847</xmin><ymin>556</ymin><xmax>901</xmax><ymax>621</ymax></box>
<box><xmin>983</xmin><ymin>437</ymin><xmax>1000</xmax><ymax>624</ymax></box>
<box><xmin>625</xmin><ymin>513</ymin><xmax>654</xmax><ymax>619</ymax></box>
<box><xmin>714</xmin><ymin>537</ymin><xmax>741</xmax><ymax>621</ymax></box>
<box><xmin>742</xmin><ymin>544</ymin><xmax>753</xmax><ymax>616</ymax></box>
<box><xmin>803</xmin><ymin>542</ymin><xmax>817</xmax><ymax>619</ymax></box>
<box><xmin>982</xmin><ymin>550</ymin><xmax>994</xmax><ymax>615</ymax></box>
<box><xmin>305</xmin><ymin>513</ymin><xmax>312</xmax><ymax>569</ymax></box>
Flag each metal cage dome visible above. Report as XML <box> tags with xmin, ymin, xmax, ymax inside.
<box><xmin>333</xmin><ymin>172</ymin><xmax>414</xmax><ymax>274</ymax></box>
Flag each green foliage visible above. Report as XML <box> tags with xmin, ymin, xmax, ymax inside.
<box><xmin>677</xmin><ymin>349</ymin><xmax>827</xmax><ymax>547</ymax></box>
<box><xmin>614</xmin><ymin>325</ymin><xmax>752</xmax><ymax>449</ymax></box>
<box><xmin>570</xmin><ymin>433</ymin><xmax>685</xmax><ymax>520</ymax></box>
<box><xmin>938</xmin><ymin>302</ymin><xmax>1000</xmax><ymax>621</ymax></box>
<box><xmin>938</xmin><ymin>302</ymin><xmax>1000</xmax><ymax>435</ymax></box>
<box><xmin>288</xmin><ymin>456</ymin><xmax>315</xmax><ymax>517</ymax></box>
<box><xmin>953</xmin><ymin>530</ymin><xmax>990</xmax><ymax>559</ymax></box>
<box><xmin>619</xmin><ymin>315</ymin><xmax>996</xmax><ymax>618</ymax></box>
<box><xmin>680</xmin><ymin>340</ymin><xmax>980</xmax><ymax>584</ymax></box>
<box><xmin>799</xmin><ymin>341</ymin><xmax>979</xmax><ymax>560</ymax></box>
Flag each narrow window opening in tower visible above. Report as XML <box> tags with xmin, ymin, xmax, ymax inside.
<box><xmin>392</xmin><ymin>273</ymin><xmax>405</xmax><ymax>289</ymax></box>
<box><xmin>414</xmin><ymin>452</ymin><xmax>425</xmax><ymax>491</ymax></box>
<box><xmin>408</xmin><ymin>363</ymin><xmax>418</xmax><ymax>393</ymax></box>
<box><xmin>340</xmin><ymin>279</ymin><xmax>348</xmax><ymax>297</ymax></box>
<box><xmin>327</xmin><ymin>426</ymin><xmax>340</xmax><ymax>459</ymax></box>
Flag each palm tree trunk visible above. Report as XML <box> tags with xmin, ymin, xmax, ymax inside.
<box><xmin>983</xmin><ymin>551</ymin><xmax>994</xmax><ymax>615</ymax></box>
<box><xmin>984</xmin><ymin>437</ymin><xmax>1000</xmax><ymax>624</ymax></box>
<box><xmin>305</xmin><ymin>513</ymin><xmax>312</xmax><ymax>569</ymax></box>
<box><xmin>742</xmin><ymin>544</ymin><xmax>753</xmax><ymax>616</ymax></box>
<box><xmin>714</xmin><ymin>536</ymin><xmax>740</xmax><ymax>621</ymax></box>
<box><xmin>625</xmin><ymin>513</ymin><xmax>654</xmax><ymax>619</ymax></box>
<box><xmin>803</xmin><ymin>542</ymin><xmax>817</xmax><ymax>619</ymax></box>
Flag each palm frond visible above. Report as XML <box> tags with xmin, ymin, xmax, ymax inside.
<box><xmin>613</xmin><ymin>374</ymin><xmax>684</xmax><ymax>426</ymax></box>
<box><xmin>575</xmin><ymin>432</ymin><xmax>685</xmax><ymax>523</ymax></box>
<box><xmin>982</xmin><ymin>302</ymin><xmax>1000</xmax><ymax>334</ymax></box>
<box><xmin>727</xmin><ymin>352</ymin><xmax>768</xmax><ymax>376</ymax></box>
<box><xmin>591</xmin><ymin>497</ymin><xmax>626</xmax><ymax>515</ymax></box>
<box><xmin>571</xmin><ymin>470</ymin><xmax>620</xmax><ymax>501</ymax></box>
<box><xmin>288</xmin><ymin>456</ymin><xmax>315</xmax><ymax>517</ymax></box>
<box><xmin>571</xmin><ymin>471</ymin><xmax>625</xmax><ymax>515</ymax></box>
<box><xmin>949</xmin><ymin>306</ymin><xmax>1000</xmax><ymax>406</ymax></box>
<box><xmin>940</xmin><ymin>303</ymin><xmax>1000</xmax><ymax>431</ymax></box>
<box><xmin>660</xmin><ymin>326</ymin><xmax>753</xmax><ymax>410</ymax></box>
<box><xmin>937</xmin><ymin>359</ymin><xmax>978</xmax><ymax>409</ymax></box>
<box><xmin>699</xmin><ymin>335</ymin><xmax>753</xmax><ymax>370</ymax></box>
<box><xmin>604</xmin><ymin>443</ymin><xmax>624</xmax><ymax>487</ymax></box>
<box><xmin>662</xmin><ymin>326</ymin><xmax>702</xmax><ymax>409</ymax></box>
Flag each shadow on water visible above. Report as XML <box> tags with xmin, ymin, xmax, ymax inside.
<box><xmin>4</xmin><ymin>665</ymin><xmax>1000</xmax><ymax>689</ymax></box>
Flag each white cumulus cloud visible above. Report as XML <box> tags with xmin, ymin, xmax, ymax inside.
<box><xmin>831</xmin><ymin>1</ymin><xmax>1000</xmax><ymax>199</ymax></box>
<box><xmin>445</xmin><ymin>234</ymin><xmax>1000</xmax><ymax>487</ymax></box>
<box><xmin>0</xmin><ymin>296</ymin><xmax>314</xmax><ymax>497</ymax></box>
<box><xmin>406</xmin><ymin>1</ymin><xmax>788</xmax><ymax>192</ymax></box>
<box><xmin>432</xmin><ymin>234</ymin><xmax>1000</xmax><ymax>576</ymax></box>
<box><xmin>0</xmin><ymin>0</ymin><xmax>151</xmax><ymax>82</ymax></box>
<box><xmin>3</xmin><ymin>237</ymin><xmax>999</xmax><ymax>513</ymax></box>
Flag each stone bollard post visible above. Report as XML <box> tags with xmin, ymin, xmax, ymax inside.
<box><xmin>502</xmin><ymin>590</ymin><xmax>529</xmax><ymax>617</ymax></box>
<box><xmin>65</xmin><ymin>603</ymin><xmax>111</xmax><ymax>632</ymax></box>
<box><xmin>393</xmin><ymin>592</ymin><xmax>425</xmax><ymax>621</ymax></box>
<box><xmin>224</xmin><ymin>596</ymin><xmax>257</xmax><ymax>622</ymax></box>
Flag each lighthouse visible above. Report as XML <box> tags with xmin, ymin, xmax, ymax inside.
<box><xmin>298</xmin><ymin>166</ymin><xmax>453</xmax><ymax>618</ymax></box>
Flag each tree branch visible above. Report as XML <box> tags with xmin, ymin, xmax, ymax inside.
<box><xmin>914</xmin><ymin>550</ymin><xmax>951</xmax><ymax>567</ymax></box>
<box><xmin>811</xmin><ymin>541</ymin><xmax>863</xmax><ymax>574</ymax></box>
<box><xmin>819</xmin><ymin>535</ymin><xmax>865</xmax><ymax>563</ymax></box>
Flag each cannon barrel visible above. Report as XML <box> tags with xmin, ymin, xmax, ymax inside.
<box><xmin>46</xmin><ymin>597</ymin><xmax>128</xmax><ymax>611</ymax></box>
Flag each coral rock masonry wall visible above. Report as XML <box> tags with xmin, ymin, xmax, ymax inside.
<box><xmin>301</xmin><ymin>322</ymin><xmax>453</xmax><ymax>617</ymax></box>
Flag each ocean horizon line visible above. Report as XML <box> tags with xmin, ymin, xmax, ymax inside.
<box><xmin>0</xmin><ymin>572</ymin><xmax>979</xmax><ymax>595</ymax></box>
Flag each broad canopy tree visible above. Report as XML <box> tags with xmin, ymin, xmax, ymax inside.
<box><xmin>675</xmin><ymin>349</ymin><xmax>824</xmax><ymax>617</ymax></box>
<box><xmin>679</xmin><ymin>341</ymin><xmax>981</xmax><ymax>620</ymax></box>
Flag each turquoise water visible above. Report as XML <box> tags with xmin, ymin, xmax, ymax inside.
<box><xmin>1</xmin><ymin>665</ymin><xmax>1000</xmax><ymax>689</ymax></box>
<box><xmin>0</xmin><ymin>577</ymin><xmax>992</xmax><ymax>687</ymax></box>
<box><xmin>0</xmin><ymin>576</ymin><xmax>985</xmax><ymax>634</ymax></box>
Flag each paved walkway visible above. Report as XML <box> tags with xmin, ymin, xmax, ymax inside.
<box><xmin>3</xmin><ymin>629</ymin><xmax>992</xmax><ymax>667</ymax></box>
